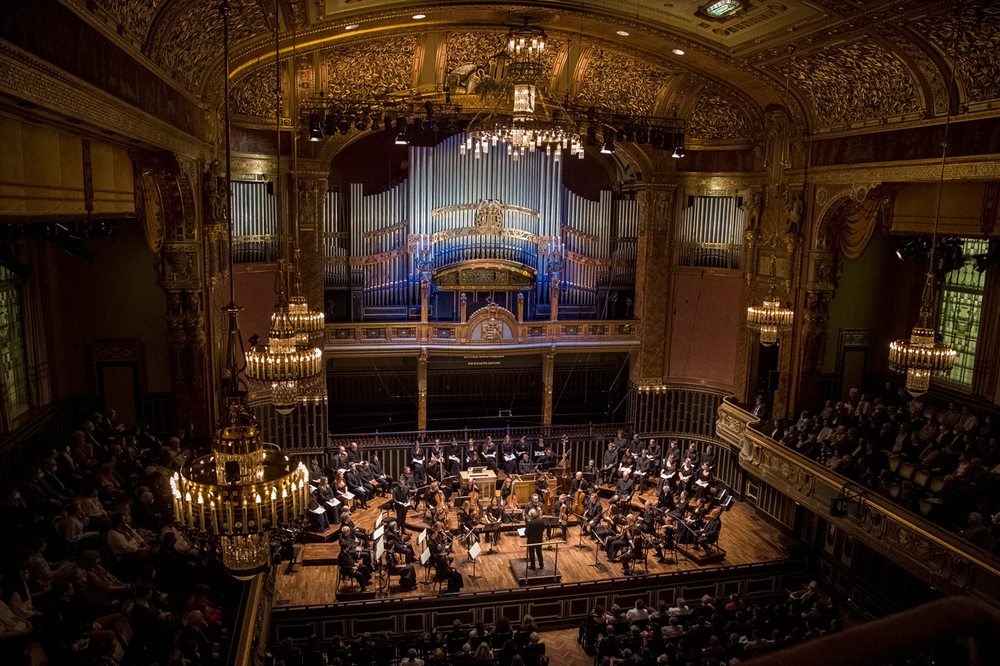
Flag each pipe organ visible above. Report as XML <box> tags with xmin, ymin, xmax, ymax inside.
<box><xmin>231</xmin><ymin>181</ymin><xmax>279</xmax><ymax>263</ymax></box>
<box><xmin>677</xmin><ymin>195</ymin><xmax>746</xmax><ymax>270</ymax></box>
<box><xmin>324</xmin><ymin>134</ymin><xmax>637</xmax><ymax>321</ymax></box>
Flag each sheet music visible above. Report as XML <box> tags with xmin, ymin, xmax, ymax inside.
<box><xmin>326</xmin><ymin>499</ymin><xmax>341</xmax><ymax>508</ymax></box>
<box><xmin>418</xmin><ymin>528</ymin><xmax>427</xmax><ymax>544</ymax></box>
<box><xmin>504</xmin><ymin>454</ymin><xmax>516</xmax><ymax>461</ymax></box>
<box><xmin>468</xmin><ymin>542</ymin><xmax>481</xmax><ymax>559</ymax></box>
<box><xmin>375</xmin><ymin>512</ymin><xmax>383</xmax><ymax>529</ymax></box>
<box><xmin>344</xmin><ymin>491</ymin><xmax>355</xmax><ymax>500</ymax></box>
<box><xmin>311</xmin><ymin>506</ymin><xmax>325</xmax><ymax>514</ymax></box>
<box><xmin>420</xmin><ymin>548</ymin><xmax>431</xmax><ymax>564</ymax></box>
<box><xmin>309</xmin><ymin>485</ymin><xmax>317</xmax><ymax>492</ymax></box>
<box><xmin>373</xmin><ymin>525</ymin><xmax>384</xmax><ymax>540</ymax></box>
<box><xmin>375</xmin><ymin>540</ymin><xmax>384</xmax><ymax>559</ymax></box>
<box><xmin>517</xmin><ymin>527</ymin><xmax>526</xmax><ymax>537</ymax></box>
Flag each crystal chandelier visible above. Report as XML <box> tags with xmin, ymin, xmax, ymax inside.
<box><xmin>463</xmin><ymin>25</ymin><xmax>584</xmax><ymax>161</ymax></box>
<box><xmin>888</xmin><ymin>272</ymin><xmax>956</xmax><ymax>397</ymax></box>
<box><xmin>173</xmin><ymin>1</ymin><xmax>309</xmax><ymax>579</ymax></box>
<box><xmin>747</xmin><ymin>256</ymin><xmax>794</xmax><ymax>346</ymax></box>
<box><xmin>287</xmin><ymin>250</ymin><xmax>325</xmax><ymax>346</ymax></box>
<box><xmin>245</xmin><ymin>262</ymin><xmax>323</xmax><ymax>415</ymax></box>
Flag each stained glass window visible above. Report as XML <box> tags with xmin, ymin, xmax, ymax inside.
<box><xmin>704</xmin><ymin>1</ymin><xmax>744</xmax><ymax>18</ymax></box>
<box><xmin>937</xmin><ymin>239</ymin><xmax>988</xmax><ymax>389</ymax></box>
<box><xmin>0</xmin><ymin>267</ymin><xmax>29</xmax><ymax>420</ymax></box>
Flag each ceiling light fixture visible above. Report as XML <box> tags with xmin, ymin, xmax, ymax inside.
<box><xmin>747</xmin><ymin>256</ymin><xmax>794</xmax><ymax>346</ymax></box>
<box><xmin>617</xmin><ymin>30</ymin><xmax>630</xmax><ymax>36</ymax></box>
<box><xmin>345</xmin><ymin>24</ymin><xmax>358</xmax><ymax>30</ymax></box>
<box><xmin>412</xmin><ymin>14</ymin><xmax>426</xmax><ymax>19</ymax></box>
<box><xmin>672</xmin><ymin>48</ymin><xmax>685</xmax><ymax>55</ymax></box>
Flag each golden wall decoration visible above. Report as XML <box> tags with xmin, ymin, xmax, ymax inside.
<box><xmin>577</xmin><ymin>50</ymin><xmax>666</xmax><ymax>116</ymax></box>
<box><xmin>87</xmin><ymin>0</ymin><xmax>161</xmax><ymax>42</ymax></box>
<box><xmin>433</xmin><ymin>261</ymin><xmax>536</xmax><ymax>291</ymax></box>
<box><xmin>231</xmin><ymin>62</ymin><xmax>283</xmax><ymax>118</ymax></box>
<box><xmin>686</xmin><ymin>91</ymin><xmax>752</xmax><ymax>140</ymax></box>
<box><xmin>774</xmin><ymin>40</ymin><xmax>920</xmax><ymax>127</ymax></box>
<box><xmin>325</xmin><ymin>36</ymin><xmax>417</xmax><ymax>98</ymax></box>
<box><xmin>912</xmin><ymin>1</ymin><xmax>1000</xmax><ymax>105</ymax></box>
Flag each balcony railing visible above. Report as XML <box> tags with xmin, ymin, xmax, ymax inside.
<box><xmin>324</xmin><ymin>320</ymin><xmax>638</xmax><ymax>348</ymax></box>
<box><xmin>716</xmin><ymin>397</ymin><xmax>1000</xmax><ymax>606</ymax></box>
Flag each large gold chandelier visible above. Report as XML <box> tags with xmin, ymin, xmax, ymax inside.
<box><xmin>888</xmin><ymin>272</ymin><xmax>956</xmax><ymax>396</ymax></box>
<box><xmin>288</xmin><ymin>251</ymin><xmax>324</xmax><ymax>346</ymax></box>
<box><xmin>463</xmin><ymin>25</ymin><xmax>583</xmax><ymax>161</ymax></box>
<box><xmin>172</xmin><ymin>1</ymin><xmax>309</xmax><ymax>578</ymax></box>
<box><xmin>245</xmin><ymin>262</ymin><xmax>323</xmax><ymax>415</ymax></box>
<box><xmin>747</xmin><ymin>256</ymin><xmax>794</xmax><ymax>346</ymax></box>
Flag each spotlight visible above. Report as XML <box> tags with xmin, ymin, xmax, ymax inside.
<box><xmin>672</xmin><ymin>132</ymin><xmax>686</xmax><ymax>158</ymax></box>
<box><xmin>395</xmin><ymin>117</ymin><xmax>409</xmax><ymax>145</ymax></box>
<box><xmin>635</xmin><ymin>127</ymin><xmax>648</xmax><ymax>144</ymax></box>
<box><xmin>601</xmin><ymin>127</ymin><xmax>616</xmax><ymax>154</ymax></box>
<box><xmin>649</xmin><ymin>130</ymin><xmax>663</xmax><ymax>150</ymax></box>
<box><xmin>972</xmin><ymin>246</ymin><xmax>1000</xmax><ymax>273</ymax></box>
<box><xmin>355</xmin><ymin>117</ymin><xmax>368</xmax><ymax>131</ymax></box>
<box><xmin>895</xmin><ymin>238</ymin><xmax>922</xmax><ymax>261</ymax></box>
<box><xmin>308</xmin><ymin>113</ymin><xmax>323</xmax><ymax>141</ymax></box>
<box><xmin>338</xmin><ymin>120</ymin><xmax>350</xmax><ymax>134</ymax></box>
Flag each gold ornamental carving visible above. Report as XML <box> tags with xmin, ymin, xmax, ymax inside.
<box><xmin>686</xmin><ymin>91</ymin><xmax>753</xmax><ymax>140</ymax></box>
<box><xmin>432</xmin><ymin>200</ymin><xmax>539</xmax><ymax>219</ymax></box>
<box><xmin>433</xmin><ymin>261</ymin><xmax>536</xmax><ymax>291</ymax></box>
<box><xmin>231</xmin><ymin>63</ymin><xmax>282</xmax><ymax>118</ymax></box>
<box><xmin>912</xmin><ymin>2</ymin><xmax>1000</xmax><ymax>105</ymax></box>
<box><xmin>325</xmin><ymin>36</ymin><xmax>417</xmax><ymax>98</ymax></box>
<box><xmin>577</xmin><ymin>50</ymin><xmax>667</xmax><ymax>116</ymax></box>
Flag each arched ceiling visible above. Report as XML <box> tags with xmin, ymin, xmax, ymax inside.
<box><xmin>71</xmin><ymin>0</ymin><xmax>1000</xmax><ymax>138</ymax></box>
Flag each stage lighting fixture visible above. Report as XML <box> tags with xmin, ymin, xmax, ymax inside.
<box><xmin>355</xmin><ymin>117</ymin><xmax>368</xmax><ymax>131</ymax></box>
<box><xmin>0</xmin><ymin>227</ymin><xmax>35</xmax><ymax>283</ymax></box>
<box><xmin>308</xmin><ymin>113</ymin><xmax>323</xmax><ymax>141</ymax></box>
<box><xmin>601</xmin><ymin>127</ymin><xmax>616</xmax><ymax>154</ymax></box>
<box><xmin>338</xmin><ymin>120</ymin><xmax>350</xmax><ymax>134</ymax></box>
<box><xmin>972</xmin><ymin>246</ymin><xmax>1000</xmax><ymax>273</ymax></box>
<box><xmin>383</xmin><ymin>115</ymin><xmax>392</xmax><ymax>131</ymax></box>
<box><xmin>895</xmin><ymin>238</ymin><xmax>922</xmax><ymax>261</ymax></box>
<box><xmin>941</xmin><ymin>239</ymin><xmax>964</xmax><ymax>273</ymax></box>
<box><xmin>395</xmin><ymin>118</ymin><xmax>409</xmax><ymax>145</ymax></box>
<box><xmin>672</xmin><ymin>132</ymin><xmax>686</xmax><ymax>158</ymax></box>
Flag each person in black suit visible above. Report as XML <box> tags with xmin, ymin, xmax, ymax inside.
<box><xmin>525</xmin><ymin>509</ymin><xmax>545</xmax><ymax>570</ymax></box>
<box><xmin>392</xmin><ymin>478</ymin><xmax>411</xmax><ymax>531</ymax></box>
<box><xmin>697</xmin><ymin>508</ymin><xmax>723</xmax><ymax>551</ymax></box>
<box><xmin>338</xmin><ymin>545</ymin><xmax>371</xmax><ymax>591</ymax></box>
<box><xmin>601</xmin><ymin>442</ymin><xmax>619</xmax><ymax>484</ymax></box>
<box><xmin>611</xmin><ymin>470</ymin><xmax>635</xmax><ymax>507</ymax></box>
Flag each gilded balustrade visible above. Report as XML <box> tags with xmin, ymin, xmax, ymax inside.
<box><xmin>716</xmin><ymin>397</ymin><xmax>1000</xmax><ymax>605</ymax></box>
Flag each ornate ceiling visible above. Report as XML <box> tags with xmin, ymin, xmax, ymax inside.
<box><xmin>66</xmin><ymin>0</ymin><xmax>1000</xmax><ymax>140</ymax></box>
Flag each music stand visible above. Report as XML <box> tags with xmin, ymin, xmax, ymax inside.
<box><xmin>482</xmin><ymin>521</ymin><xmax>502</xmax><ymax>553</ymax></box>
<box><xmin>467</xmin><ymin>541</ymin><xmax>482</xmax><ymax>580</ymax></box>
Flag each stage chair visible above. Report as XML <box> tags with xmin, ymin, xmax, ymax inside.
<box><xmin>336</xmin><ymin>563</ymin><xmax>359</xmax><ymax>593</ymax></box>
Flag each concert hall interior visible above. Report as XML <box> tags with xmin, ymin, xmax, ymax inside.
<box><xmin>3</xmin><ymin>1</ymin><xmax>1000</xmax><ymax>665</ymax></box>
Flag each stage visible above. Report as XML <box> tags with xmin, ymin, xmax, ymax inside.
<box><xmin>273</xmin><ymin>494</ymin><xmax>797</xmax><ymax>607</ymax></box>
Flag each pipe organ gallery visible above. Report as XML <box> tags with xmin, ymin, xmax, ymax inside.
<box><xmin>3</xmin><ymin>0</ymin><xmax>1000</xmax><ymax>664</ymax></box>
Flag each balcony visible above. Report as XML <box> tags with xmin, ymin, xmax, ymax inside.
<box><xmin>716</xmin><ymin>397</ymin><xmax>1000</xmax><ymax>606</ymax></box>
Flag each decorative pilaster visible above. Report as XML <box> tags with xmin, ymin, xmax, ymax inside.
<box><xmin>542</xmin><ymin>345</ymin><xmax>555</xmax><ymax>425</ymax></box>
<box><xmin>417</xmin><ymin>347</ymin><xmax>428</xmax><ymax>430</ymax></box>
<box><xmin>631</xmin><ymin>184</ymin><xmax>676</xmax><ymax>388</ymax></box>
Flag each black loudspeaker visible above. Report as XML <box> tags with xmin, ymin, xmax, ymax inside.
<box><xmin>225</xmin><ymin>461</ymin><xmax>241</xmax><ymax>484</ymax></box>
<box><xmin>830</xmin><ymin>498</ymin><xmax>847</xmax><ymax>517</ymax></box>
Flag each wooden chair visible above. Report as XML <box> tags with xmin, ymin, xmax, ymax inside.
<box><xmin>898</xmin><ymin>461</ymin><xmax>917</xmax><ymax>481</ymax></box>
<box><xmin>888</xmin><ymin>483</ymin><xmax>902</xmax><ymax>501</ymax></box>
<box><xmin>918</xmin><ymin>499</ymin><xmax>935</xmax><ymax>518</ymax></box>
<box><xmin>928</xmin><ymin>476</ymin><xmax>946</xmax><ymax>494</ymax></box>
<box><xmin>888</xmin><ymin>455</ymin><xmax>902</xmax><ymax>474</ymax></box>
<box><xmin>913</xmin><ymin>468</ymin><xmax>931</xmax><ymax>487</ymax></box>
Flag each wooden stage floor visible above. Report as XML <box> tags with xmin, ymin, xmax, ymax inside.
<box><xmin>274</xmin><ymin>492</ymin><xmax>796</xmax><ymax>608</ymax></box>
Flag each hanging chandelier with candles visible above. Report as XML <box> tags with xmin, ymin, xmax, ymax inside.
<box><xmin>245</xmin><ymin>261</ymin><xmax>323</xmax><ymax>415</ymax></box>
<box><xmin>888</xmin><ymin>272</ymin><xmax>957</xmax><ymax>397</ymax></box>
<box><xmin>747</xmin><ymin>256</ymin><xmax>794</xmax><ymax>346</ymax></box>
<box><xmin>172</xmin><ymin>0</ymin><xmax>309</xmax><ymax>579</ymax></box>
<box><xmin>287</xmin><ymin>250</ymin><xmax>325</xmax><ymax>346</ymax></box>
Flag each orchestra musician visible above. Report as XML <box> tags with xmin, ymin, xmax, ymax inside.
<box><xmin>611</xmin><ymin>470</ymin><xmax>635</xmax><ymax>508</ymax></box>
<box><xmin>618</xmin><ymin>524</ymin><xmax>645</xmax><ymax>575</ymax></box>
<box><xmin>384</xmin><ymin>519</ymin><xmax>415</xmax><ymax>562</ymax></box>
<box><xmin>669</xmin><ymin>490</ymin><xmax>690</xmax><ymax>521</ymax></box>
<box><xmin>338</xmin><ymin>530</ymin><xmax>371</xmax><ymax>591</ymax></box>
<box><xmin>411</xmin><ymin>442</ymin><xmax>426</xmax><ymax>485</ymax></box>
<box><xmin>392</xmin><ymin>478</ymin><xmax>411</xmax><ymax>531</ymax></box>
<box><xmin>583</xmin><ymin>491</ymin><xmax>603</xmax><ymax>536</ymax></box>
<box><xmin>518</xmin><ymin>452</ymin><xmax>535</xmax><ymax>475</ymax></box>
<box><xmin>385</xmin><ymin>546</ymin><xmax>417</xmax><ymax>591</ymax></box>
<box><xmin>525</xmin><ymin>509</ymin><xmax>545</xmax><ymax>570</ymax></box>
<box><xmin>484</xmin><ymin>497</ymin><xmax>504</xmax><ymax>545</ymax></box>
<box><xmin>547</xmin><ymin>493</ymin><xmax>570</xmax><ymax>540</ymax></box>
<box><xmin>601</xmin><ymin>442</ymin><xmax>619</xmax><ymax>485</ymax></box>
<box><xmin>641</xmin><ymin>500</ymin><xmax>659</xmax><ymax>534</ymax></box>
<box><xmin>540</xmin><ymin>447</ymin><xmax>558</xmax><ymax>470</ymax></box>
<box><xmin>465</xmin><ymin>440</ymin><xmax>484</xmax><ymax>470</ymax></box>
<box><xmin>607</xmin><ymin>513</ymin><xmax>636</xmax><ymax>561</ymax></box>
<box><xmin>503</xmin><ymin>489</ymin><xmax>522</xmax><ymax>523</ymax></box>
<box><xmin>524</xmin><ymin>493</ymin><xmax>543</xmax><ymax>525</ymax></box>
<box><xmin>428</xmin><ymin>439</ymin><xmax>446</xmax><ymax>480</ymax></box>
<box><xmin>696</xmin><ymin>508</ymin><xmax>723</xmax><ymax>551</ymax></box>
<box><xmin>583</xmin><ymin>459</ymin><xmax>599</xmax><ymax>479</ymax></box>
<box><xmin>429</xmin><ymin>528</ymin><xmax>464</xmax><ymax>592</ymax></box>
<box><xmin>675</xmin><ymin>498</ymin><xmax>707</xmax><ymax>545</ymax></box>
<box><xmin>654</xmin><ymin>515</ymin><xmax>677</xmax><ymax>563</ymax></box>
<box><xmin>338</xmin><ymin>524</ymin><xmax>372</xmax><ymax>569</ymax></box>
<box><xmin>458</xmin><ymin>500</ymin><xmax>480</xmax><ymax>547</ymax></box>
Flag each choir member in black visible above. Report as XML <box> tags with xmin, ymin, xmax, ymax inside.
<box><xmin>693</xmin><ymin>461</ymin><xmax>714</xmax><ymax>500</ymax></box>
<box><xmin>360</xmin><ymin>461</ymin><xmax>381</xmax><ymax>497</ymax></box>
<box><xmin>646</xmin><ymin>438</ymin><xmax>662</xmax><ymax>466</ymax></box>
<box><xmin>524</xmin><ymin>493</ymin><xmax>543</xmax><ymax>525</ymax></box>
<box><xmin>635</xmin><ymin>449</ymin><xmax>655</xmax><ymax>492</ymax></box>
<box><xmin>611</xmin><ymin>470</ymin><xmax>635</xmax><ymax>508</ymax></box>
<box><xmin>399</xmin><ymin>466</ymin><xmax>417</xmax><ymax>494</ymax></box>
<box><xmin>346</xmin><ymin>441</ymin><xmax>362</xmax><ymax>464</ymax></box>
<box><xmin>702</xmin><ymin>444</ymin><xmax>717</xmax><ymax>470</ymax></box>
<box><xmin>392</xmin><ymin>478</ymin><xmax>411</xmax><ymax>531</ymax></box>
<box><xmin>613</xmin><ymin>430</ymin><xmax>629</xmax><ymax>459</ymax></box>
<box><xmin>696</xmin><ymin>508</ymin><xmax>723</xmax><ymax>551</ymax></box>
<box><xmin>410</xmin><ymin>443</ymin><xmax>426</xmax><ymax>485</ymax></box>
<box><xmin>583</xmin><ymin>491</ymin><xmax>604</xmax><ymax>536</ymax></box>
<box><xmin>655</xmin><ymin>475</ymin><xmax>676</xmax><ymax>512</ymax></box>
<box><xmin>465</xmin><ymin>441</ymin><xmax>484</xmax><ymax>470</ymax></box>
<box><xmin>628</xmin><ymin>433</ymin><xmax>644</xmax><ymax>458</ymax></box>
<box><xmin>668</xmin><ymin>491</ymin><xmax>690</xmax><ymax>521</ymax></box>
<box><xmin>525</xmin><ymin>509</ymin><xmax>545</xmax><ymax>570</ymax></box>
<box><xmin>338</xmin><ymin>525</ymin><xmax>372</xmax><ymax>569</ymax></box>
<box><xmin>684</xmin><ymin>445</ymin><xmax>701</xmax><ymax>469</ymax></box>
<box><xmin>571</xmin><ymin>471</ymin><xmax>593</xmax><ymax>496</ymax></box>
<box><xmin>345</xmin><ymin>463</ymin><xmax>371</xmax><ymax>508</ymax></box>
<box><xmin>385</xmin><ymin>547</ymin><xmax>417</xmax><ymax>590</ymax></box>
<box><xmin>316</xmin><ymin>476</ymin><xmax>340</xmax><ymax>525</ymax></box>
<box><xmin>501</xmin><ymin>437</ymin><xmax>517</xmax><ymax>473</ymax></box>
<box><xmin>665</xmin><ymin>439</ymin><xmax>682</xmax><ymax>467</ymax></box>
<box><xmin>518</xmin><ymin>452</ymin><xmax>535</xmax><ymax>475</ymax></box>
<box><xmin>428</xmin><ymin>439</ymin><xmax>446</xmax><ymax>480</ymax></box>
<box><xmin>514</xmin><ymin>436</ymin><xmax>529</xmax><ymax>467</ymax></box>
<box><xmin>445</xmin><ymin>438</ymin><xmax>462</xmax><ymax>478</ymax></box>
<box><xmin>677</xmin><ymin>458</ymin><xmax>695</xmax><ymax>493</ymax></box>
<box><xmin>601</xmin><ymin>442</ymin><xmax>619</xmax><ymax>485</ymax></box>
<box><xmin>308</xmin><ymin>493</ymin><xmax>329</xmax><ymax>532</ymax></box>
<box><xmin>480</xmin><ymin>437</ymin><xmax>498</xmax><ymax>470</ymax></box>
<box><xmin>333</xmin><ymin>446</ymin><xmax>351</xmax><ymax>472</ymax></box>
<box><xmin>369</xmin><ymin>455</ymin><xmax>391</xmax><ymax>490</ymax></box>
<box><xmin>533</xmin><ymin>437</ymin><xmax>547</xmax><ymax>466</ymax></box>
<box><xmin>338</xmin><ymin>536</ymin><xmax>371</xmax><ymax>591</ymax></box>
<box><xmin>540</xmin><ymin>447</ymin><xmax>558</xmax><ymax>469</ymax></box>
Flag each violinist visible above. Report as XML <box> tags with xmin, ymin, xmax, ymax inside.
<box><xmin>669</xmin><ymin>490</ymin><xmax>690</xmax><ymax>521</ymax></box>
<box><xmin>384</xmin><ymin>519</ymin><xmax>415</xmax><ymax>562</ymax></box>
<box><xmin>411</xmin><ymin>442</ymin><xmax>426</xmax><ymax>485</ymax></box>
<box><xmin>653</xmin><ymin>515</ymin><xmax>677</xmax><ymax>563</ymax></box>
<box><xmin>641</xmin><ymin>500</ymin><xmax>659</xmax><ymax>534</ymax></box>
<box><xmin>547</xmin><ymin>493</ymin><xmax>570</xmax><ymax>540</ymax></box>
<box><xmin>619</xmin><ymin>525</ymin><xmax>644</xmax><ymax>575</ymax></box>
<box><xmin>503</xmin><ymin>490</ymin><xmax>522</xmax><ymax>523</ymax></box>
<box><xmin>458</xmin><ymin>500</ymin><xmax>480</xmax><ymax>546</ymax></box>
<box><xmin>583</xmin><ymin>491</ymin><xmax>603</xmax><ymax>536</ymax></box>
<box><xmin>524</xmin><ymin>493</ymin><xmax>543</xmax><ymax>525</ymax></box>
<box><xmin>595</xmin><ymin>503</ymin><xmax>622</xmax><ymax>543</ymax></box>
<box><xmin>385</xmin><ymin>545</ymin><xmax>417</xmax><ymax>591</ymax></box>
<box><xmin>607</xmin><ymin>514</ymin><xmax>635</xmax><ymax>561</ymax></box>
<box><xmin>484</xmin><ymin>496</ymin><xmax>504</xmax><ymax>544</ymax></box>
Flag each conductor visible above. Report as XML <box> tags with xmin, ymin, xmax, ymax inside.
<box><xmin>392</xmin><ymin>478</ymin><xmax>411</xmax><ymax>531</ymax></box>
<box><xmin>525</xmin><ymin>509</ymin><xmax>545</xmax><ymax>571</ymax></box>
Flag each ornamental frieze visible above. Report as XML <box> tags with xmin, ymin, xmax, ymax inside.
<box><xmin>325</xmin><ymin>36</ymin><xmax>417</xmax><ymax>98</ymax></box>
<box><xmin>577</xmin><ymin>50</ymin><xmax>667</xmax><ymax>116</ymax></box>
<box><xmin>686</xmin><ymin>91</ymin><xmax>753</xmax><ymax>141</ymax></box>
<box><xmin>912</xmin><ymin>1</ymin><xmax>1000</xmax><ymax>105</ymax></box>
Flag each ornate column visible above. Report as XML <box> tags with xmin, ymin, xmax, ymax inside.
<box><xmin>417</xmin><ymin>347</ymin><xmax>428</xmax><ymax>431</ymax></box>
<box><xmin>631</xmin><ymin>184</ymin><xmax>677</xmax><ymax>388</ymax></box>
<box><xmin>542</xmin><ymin>345</ymin><xmax>555</xmax><ymax>425</ymax></box>
<box><xmin>548</xmin><ymin>260</ymin><xmax>563</xmax><ymax>322</ymax></box>
<box><xmin>133</xmin><ymin>151</ymin><xmax>215</xmax><ymax>431</ymax></box>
